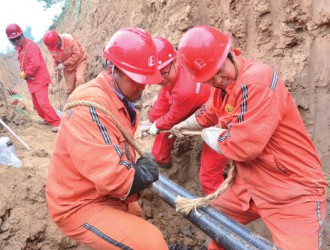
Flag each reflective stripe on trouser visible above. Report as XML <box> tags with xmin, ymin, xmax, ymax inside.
<box><xmin>30</xmin><ymin>86</ymin><xmax>60</xmax><ymax>126</ymax></box>
<box><xmin>200</xmin><ymin>143</ymin><xmax>228</xmax><ymax>195</ymax></box>
<box><xmin>63</xmin><ymin>202</ymin><xmax>168</xmax><ymax>250</ymax></box>
<box><xmin>63</xmin><ymin>58</ymin><xmax>87</xmax><ymax>96</ymax></box>
<box><xmin>208</xmin><ymin>186</ymin><xmax>326</xmax><ymax>250</ymax></box>
<box><xmin>151</xmin><ymin>132</ymin><xmax>176</xmax><ymax>165</ymax></box>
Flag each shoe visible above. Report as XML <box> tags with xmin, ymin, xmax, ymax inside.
<box><xmin>51</xmin><ymin>126</ymin><xmax>59</xmax><ymax>133</ymax></box>
<box><xmin>37</xmin><ymin>120</ymin><xmax>49</xmax><ymax>125</ymax></box>
<box><xmin>157</xmin><ymin>162</ymin><xmax>172</xmax><ymax>169</ymax></box>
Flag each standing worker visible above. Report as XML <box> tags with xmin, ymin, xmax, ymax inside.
<box><xmin>46</xmin><ymin>28</ymin><xmax>168</xmax><ymax>249</ymax></box>
<box><xmin>140</xmin><ymin>37</ymin><xmax>227</xmax><ymax>194</ymax></box>
<box><xmin>43</xmin><ymin>30</ymin><xmax>87</xmax><ymax>100</ymax></box>
<box><xmin>5</xmin><ymin>23</ymin><xmax>60</xmax><ymax>133</ymax></box>
<box><xmin>172</xmin><ymin>25</ymin><xmax>326</xmax><ymax>250</ymax></box>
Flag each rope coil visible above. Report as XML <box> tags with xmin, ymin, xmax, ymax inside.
<box><xmin>175</xmin><ymin>161</ymin><xmax>236</xmax><ymax>214</ymax></box>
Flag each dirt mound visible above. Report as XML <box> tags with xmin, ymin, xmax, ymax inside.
<box><xmin>0</xmin><ymin>105</ymin><xmax>31</xmax><ymax>129</ymax></box>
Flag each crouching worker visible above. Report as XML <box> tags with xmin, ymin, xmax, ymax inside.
<box><xmin>46</xmin><ymin>28</ymin><xmax>168</xmax><ymax>249</ymax></box>
<box><xmin>43</xmin><ymin>30</ymin><xmax>87</xmax><ymax>100</ymax></box>
<box><xmin>173</xmin><ymin>25</ymin><xmax>326</xmax><ymax>250</ymax></box>
<box><xmin>140</xmin><ymin>37</ymin><xmax>213</xmax><ymax>171</ymax></box>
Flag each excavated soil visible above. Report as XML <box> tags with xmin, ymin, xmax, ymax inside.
<box><xmin>0</xmin><ymin>0</ymin><xmax>330</xmax><ymax>249</ymax></box>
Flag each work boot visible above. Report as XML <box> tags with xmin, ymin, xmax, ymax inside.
<box><xmin>157</xmin><ymin>161</ymin><xmax>172</xmax><ymax>169</ymax></box>
<box><xmin>51</xmin><ymin>126</ymin><xmax>59</xmax><ymax>133</ymax></box>
<box><xmin>37</xmin><ymin>120</ymin><xmax>49</xmax><ymax>125</ymax></box>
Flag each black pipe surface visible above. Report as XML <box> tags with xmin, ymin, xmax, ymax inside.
<box><xmin>156</xmin><ymin>174</ymin><xmax>280</xmax><ymax>250</ymax></box>
<box><xmin>152</xmin><ymin>181</ymin><xmax>257</xmax><ymax>250</ymax></box>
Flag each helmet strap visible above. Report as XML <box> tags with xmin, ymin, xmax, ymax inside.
<box><xmin>57</xmin><ymin>36</ymin><xmax>62</xmax><ymax>48</ymax></box>
<box><xmin>111</xmin><ymin>64</ymin><xmax>123</xmax><ymax>96</ymax></box>
<box><xmin>228</xmin><ymin>51</ymin><xmax>238</xmax><ymax>80</ymax></box>
<box><xmin>104</xmin><ymin>60</ymin><xmax>111</xmax><ymax>71</ymax></box>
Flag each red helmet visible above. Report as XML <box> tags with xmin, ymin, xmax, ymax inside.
<box><xmin>6</xmin><ymin>23</ymin><xmax>23</xmax><ymax>39</ymax></box>
<box><xmin>153</xmin><ymin>37</ymin><xmax>177</xmax><ymax>70</ymax></box>
<box><xmin>43</xmin><ymin>30</ymin><xmax>59</xmax><ymax>52</ymax></box>
<box><xmin>178</xmin><ymin>25</ymin><xmax>231</xmax><ymax>82</ymax></box>
<box><xmin>102</xmin><ymin>28</ymin><xmax>162</xmax><ymax>85</ymax></box>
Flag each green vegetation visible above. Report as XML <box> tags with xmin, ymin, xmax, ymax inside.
<box><xmin>37</xmin><ymin>0</ymin><xmax>65</xmax><ymax>10</ymax></box>
<box><xmin>24</xmin><ymin>26</ymin><xmax>34</xmax><ymax>41</ymax></box>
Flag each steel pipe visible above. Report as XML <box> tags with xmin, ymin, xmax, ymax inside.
<box><xmin>154</xmin><ymin>174</ymin><xmax>280</xmax><ymax>250</ymax></box>
<box><xmin>152</xmin><ymin>180</ymin><xmax>257</xmax><ymax>249</ymax></box>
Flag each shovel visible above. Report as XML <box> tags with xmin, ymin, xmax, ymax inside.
<box><xmin>0</xmin><ymin>118</ymin><xmax>30</xmax><ymax>150</ymax></box>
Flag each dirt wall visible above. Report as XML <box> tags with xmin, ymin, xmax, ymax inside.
<box><xmin>51</xmin><ymin>0</ymin><xmax>330</xmax><ymax>163</ymax></box>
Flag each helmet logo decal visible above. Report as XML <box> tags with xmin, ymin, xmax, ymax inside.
<box><xmin>148</xmin><ymin>56</ymin><xmax>156</xmax><ymax>67</ymax></box>
<box><xmin>194</xmin><ymin>58</ymin><xmax>206</xmax><ymax>70</ymax></box>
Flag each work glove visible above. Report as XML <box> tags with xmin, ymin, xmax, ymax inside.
<box><xmin>149</xmin><ymin>121</ymin><xmax>160</xmax><ymax>136</ymax></box>
<box><xmin>127</xmin><ymin>155</ymin><xmax>159</xmax><ymax>197</ymax></box>
<box><xmin>56</xmin><ymin>63</ymin><xmax>65</xmax><ymax>71</ymax></box>
<box><xmin>140</xmin><ymin>119</ymin><xmax>153</xmax><ymax>138</ymax></box>
<box><xmin>19</xmin><ymin>71</ymin><xmax>27</xmax><ymax>80</ymax></box>
<box><xmin>201</xmin><ymin>127</ymin><xmax>225</xmax><ymax>154</ymax></box>
<box><xmin>170</xmin><ymin>114</ymin><xmax>203</xmax><ymax>139</ymax></box>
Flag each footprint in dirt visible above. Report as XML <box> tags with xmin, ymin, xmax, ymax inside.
<box><xmin>32</xmin><ymin>149</ymin><xmax>49</xmax><ymax>157</ymax></box>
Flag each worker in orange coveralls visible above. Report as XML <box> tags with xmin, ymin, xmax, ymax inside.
<box><xmin>43</xmin><ymin>30</ymin><xmax>87</xmax><ymax>99</ymax></box>
<box><xmin>5</xmin><ymin>23</ymin><xmax>61</xmax><ymax>133</ymax></box>
<box><xmin>171</xmin><ymin>25</ymin><xmax>326</xmax><ymax>250</ymax></box>
<box><xmin>140</xmin><ymin>37</ymin><xmax>227</xmax><ymax>194</ymax></box>
<box><xmin>46</xmin><ymin>28</ymin><xmax>168</xmax><ymax>250</ymax></box>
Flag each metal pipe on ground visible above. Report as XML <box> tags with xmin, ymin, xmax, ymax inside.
<box><xmin>155</xmin><ymin>174</ymin><xmax>280</xmax><ymax>250</ymax></box>
<box><xmin>152</xmin><ymin>180</ymin><xmax>257</xmax><ymax>250</ymax></box>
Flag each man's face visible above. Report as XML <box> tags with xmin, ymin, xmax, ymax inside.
<box><xmin>159</xmin><ymin>62</ymin><xmax>176</xmax><ymax>87</ymax></box>
<box><xmin>116</xmin><ymin>72</ymin><xmax>146</xmax><ymax>102</ymax></box>
<box><xmin>204</xmin><ymin>58</ymin><xmax>233</xmax><ymax>89</ymax></box>
<box><xmin>9</xmin><ymin>35</ymin><xmax>24</xmax><ymax>47</ymax></box>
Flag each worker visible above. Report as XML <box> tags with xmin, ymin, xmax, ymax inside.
<box><xmin>172</xmin><ymin>25</ymin><xmax>326</xmax><ymax>250</ymax></box>
<box><xmin>5</xmin><ymin>23</ymin><xmax>60</xmax><ymax>133</ymax></box>
<box><xmin>43</xmin><ymin>30</ymin><xmax>87</xmax><ymax>100</ymax></box>
<box><xmin>140</xmin><ymin>37</ymin><xmax>227</xmax><ymax>194</ymax></box>
<box><xmin>46</xmin><ymin>28</ymin><xmax>168</xmax><ymax>249</ymax></box>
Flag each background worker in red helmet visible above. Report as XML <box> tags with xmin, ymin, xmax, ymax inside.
<box><xmin>140</xmin><ymin>37</ymin><xmax>227</xmax><ymax>195</ymax></box>
<box><xmin>171</xmin><ymin>25</ymin><xmax>326</xmax><ymax>250</ymax></box>
<box><xmin>46</xmin><ymin>27</ymin><xmax>168</xmax><ymax>249</ymax></box>
<box><xmin>43</xmin><ymin>30</ymin><xmax>87</xmax><ymax>99</ymax></box>
<box><xmin>5</xmin><ymin>23</ymin><xmax>61</xmax><ymax>133</ymax></box>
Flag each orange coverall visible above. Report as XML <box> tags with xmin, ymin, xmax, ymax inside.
<box><xmin>196</xmin><ymin>57</ymin><xmax>326</xmax><ymax>250</ymax></box>
<box><xmin>50</xmin><ymin>33</ymin><xmax>87</xmax><ymax>97</ymax></box>
<box><xmin>46</xmin><ymin>72</ymin><xmax>167</xmax><ymax>249</ymax></box>
<box><xmin>148</xmin><ymin>62</ymin><xmax>227</xmax><ymax>194</ymax></box>
<box><xmin>16</xmin><ymin>38</ymin><xmax>60</xmax><ymax>126</ymax></box>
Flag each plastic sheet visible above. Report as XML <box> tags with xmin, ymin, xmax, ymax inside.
<box><xmin>0</xmin><ymin>136</ymin><xmax>22</xmax><ymax>167</ymax></box>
